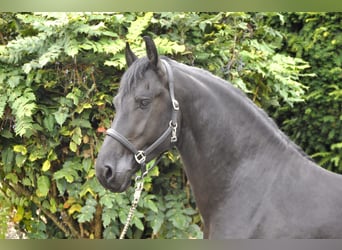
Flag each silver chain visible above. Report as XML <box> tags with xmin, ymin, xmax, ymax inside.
<box><xmin>119</xmin><ymin>177</ymin><xmax>144</xmax><ymax>239</ymax></box>
<box><xmin>118</xmin><ymin>155</ymin><xmax>165</xmax><ymax>239</ymax></box>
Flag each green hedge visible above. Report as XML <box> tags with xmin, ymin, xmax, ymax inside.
<box><xmin>0</xmin><ymin>12</ymin><xmax>326</xmax><ymax>238</ymax></box>
<box><xmin>268</xmin><ymin>12</ymin><xmax>342</xmax><ymax>173</ymax></box>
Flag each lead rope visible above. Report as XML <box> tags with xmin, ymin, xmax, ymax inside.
<box><xmin>119</xmin><ymin>155</ymin><xmax>163</xmax><ymax>239</ymax></box>
<box><xmin>119</xmin><ymin>176</ymin><xmax>144</xmax><ymax>239</ymax></box>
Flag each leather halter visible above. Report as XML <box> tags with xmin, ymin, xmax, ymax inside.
<box><xmin>106</xmin><ymin>60</ymin><xmax>179</xmax><ymax>174</ymax></box>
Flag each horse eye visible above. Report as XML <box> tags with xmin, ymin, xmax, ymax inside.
<box><xmin>138</xmin><ymin>98</ymin><xmax>151</xmax><ymax>109</ymax></box>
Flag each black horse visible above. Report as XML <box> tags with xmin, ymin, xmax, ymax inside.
<box><xmin>95</xmin><ymin>36</ymin><xmax>342</xmax><ymax>238</ymax></box>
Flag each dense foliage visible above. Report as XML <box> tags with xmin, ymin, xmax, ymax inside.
<box><xmin>268</xmin><ymin>13</ymin><xmax>342</xmax><ymax>173</ymax></box>
<box><xmin>0</xmin><ymin>12</ymin><xmax>340</xmax><ymax>239</ymax></box>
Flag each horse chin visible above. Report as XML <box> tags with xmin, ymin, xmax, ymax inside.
<box><xmin>109</xmin><ymin>171</ymin><xmax>135</xmax><ymax>193</ymax></box>
<box><xmin>110</xmin><ymin>180</ymin><xmax>131</xmax><ymax>193</ymax></box>
<box><xmin>97</xmin><ymin>168</ymin><xmax>136</xmax><ymax>193</ymax></box>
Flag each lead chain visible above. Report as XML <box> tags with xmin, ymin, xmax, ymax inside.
<box><xmin>118</xmin><ymin>155</ymin><xmax>164</xmax><ymax>239</ymax></box>
<box><xmin>119</xmin><ymin>179</ymin><xmax>144</xmax><ymax>239</ymax></box>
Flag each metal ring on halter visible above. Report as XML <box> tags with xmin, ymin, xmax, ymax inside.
<box><xmin>169</xmin><ymin>120</ymin><xmax>177</xmax><ymax>129</ymax></box>
<box><xmin>172</xmin><ymin>99</ymin><xmax>179</xmax><ymax>111</ymax></box>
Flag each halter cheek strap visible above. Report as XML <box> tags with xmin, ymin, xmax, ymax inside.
<box><xmin>106</xmin><ymin>59</ymin><xmax>179</xmax><ymax>174</ymax></box>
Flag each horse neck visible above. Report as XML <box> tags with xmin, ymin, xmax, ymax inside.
<box><xmin>172</xmin><ymin>62</ymin><xmax>303</xmax><ymax>220</ymax></box>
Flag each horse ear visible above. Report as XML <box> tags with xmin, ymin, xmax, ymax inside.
<box><xmin>125</xmin><ymin>42</ymin><xmax>138</xmax><ymax>67</ymax></box>
<box><xmin>143</xmin><ymin>36</ymin><xmax>161</xmax><ymax>68</ymax></box>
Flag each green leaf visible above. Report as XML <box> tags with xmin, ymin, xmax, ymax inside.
<box><xmin>1</xmin><ymin>147</ymin><xmax>14</xmax><ymax>173</ymax></box>
<box><xmin>43</xmin><ymin>114</ymin><xmax>55</xmax><ymax>132</ymax></box>
<box><xmin>72</xmin><ymin>127</ymin><xmax>82</xmax><ymax>145</ymax></box>
<box><xmin>119</xmin><ymin>210</ymin><xmax>127</xmax><ymax>224</ymax></box>
<box><xmin>77</xmin><ymin>198</ymin><xmax>97</xmax><ymax>223</ymax></box>
<box><xmin>5</xmin><ymin>173</ymin><xmax>18</xmax><ymax>184</ymax></box>
<box><xmin>22</xmin><ymin>177</ymin><xmax>32</xmax><ymax>186</ymax></box>
<box><xmin>69</xmin><ymin>141</ymin><xmax>77</xmax><ymax>152</ymax></box>
<box><xmin>183</xmin><ymin>208</ymin><xmax>197</xmax><ymax>216</ymax></box>
<box><xmin>36</xmin><ymin>176</ymin><xmax>50</xmax><ymax>197</ymax></box>
<box><xmin>50</xmin><ymin>198</ymin><xmax>57</xmax><ymax>213</ymax></box>
<box><xmin>150</xmin><ymin>213</ymin><xmax>164</xmax><ymax>234</ymax></box>
<box><xmin>53</xmin><ymin>167</ymin><xmax>77</xmax><ymax>183</ymax></box>
<box><xmin>38</xmin><ymin>44</ymin><xmax>62</xmax><ymax>67</ymax></box>
<box><xmin>100</xmin><ymin>195</ymin><xmax>114</xmax><ymax>209</ymax></box>
<box><xmin>15</xmin><ymin>153</ymin><xmax>26</xmax><ymax>167</ymax></box>
<box><xmin>102</xmin><ymin>212</ymin><xmax>112</xmax><ymax>227</ymax></box>
<box><xmin>79</xmin><ymin>180</ymin><xmax>97</xmax><ymax>198</ymax></box>
<box><xmin>154</xmin><ymin>37</ymin><xmax>185</xmax><ymax>55</ymax></box>
<box><xmin>0</xmin><ymin>129</ymin><xmax>13</xmax><ymax>139</ymax></box>
<box><xmin>146</xmin><ymin>200</ymin><xmax>158</xmax><ymax>213</ymax></box>
<box><xmin>82</xmin><ymin>158</ymin><xmax>92</xmax><ymax>173</ymax></box>
<box><xmin>14</xmin><ymin>116</ymin><xmax>35</xmax><ymax>137</ymax></box>
<box><xmin>127</xmin><ymin>12</ymin><xmax>153</xmax><ymax>42</ymax></box>
<box><xmin>7</xmin><ymin>75</ymin><xmax>22</xmax><ymax>88</ymax></box>
<box><xmin>170</xmin><ymin>213</ymin><xmax>188</xmax><ymax>230</ymax></box>
<box><xmin>53</xmin><ymin>159</ymin><xmax>83</xmax><ymax>184</ymax></box>
<box><xmin>48</xmin><ymin>150</ymin><xmax>58</xmax><ymax>161</ymax></box>
<box><xmin>42</xmin><ymin>160</ymin><xmax>51</xmax><ymax>172</ymax></box>
<box><xmin>66</xmin><ymin>92</ymin><xmax>79</xmax><ymax>106</ymax></box>
<box><xmin>0</xmin><ymin>94</ymin><xmax>7</xmax><ymax>118</ymax></box>
<box><xmin>13</xmin><ymin>145</ymin><xmax>27</xmax><ymax>155</ymax></box>
<box><xmin>331</xmin><ymin>142</ymin><xmax>342</xmax><ymax>150</ymax></box>
<box><xmin>68</xmin><ymin>204</ymin><xmax>82</xmax><ymax>215</ymax></box>
<box><xmin>29</xmin><ymin>147</ymin><xmax>46</xmax><ymax>162</ymax></box>
<box><xmin>64</xmin><ymin>39</ymin><xmax>79</xmax><ymax>57</ymax></box>
<box><xmin>55</xmin><ymin>178</ymin><xmax>67</xmax><ymax>195</ymax></box>
<box><xmin>53</xmin><ymin>107</ymin><xmax>69</xmax><ymax>126</ymax></box>
<box><xmin>69</xmin><ymin>118</ymin><xmax>92</xmax><ymax>129</ymax></box>
<box><xmin>133</xmin><ymin>217</ymin><xmax>144</xmax><ymax>231</ymax></box>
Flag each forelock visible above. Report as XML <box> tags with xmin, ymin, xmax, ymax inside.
<box><xmin>119</xmin><ymin>57</ymin><xmax>151</xmax><ymax>96</ymax></box>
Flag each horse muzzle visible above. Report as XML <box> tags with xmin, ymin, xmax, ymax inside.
<box><xmin>95</xmin><ymin>156</ymin><xmax>137</xmax><ymax>193</ymax></box>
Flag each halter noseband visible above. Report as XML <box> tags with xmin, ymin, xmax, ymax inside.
<box><xmin>106</xmin><ymin>60</ymin><xmax>179</xmax><ymax>174</ymax></box>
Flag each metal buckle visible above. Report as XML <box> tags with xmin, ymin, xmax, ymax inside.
<box><xmin>169</xmin><ymin>121</ymin><xmax>178</xmax><ymax>142</ymax></box>
<box><xmin>172</xmin><ymin>99</ymin><xmax>179</xmax><ymax>111</ymax></box>
<box><xmin>134</xmin><ymin>151</ymin><xmax>146</xmax><ymax>164</ymax></box>
<box><xmin>171</xmin><ymin>135</ymin><xmax>177</xmax><ymax>143</ymax></box>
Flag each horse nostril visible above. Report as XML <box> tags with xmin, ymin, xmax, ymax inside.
<box><xmin>104</xmin><ymin>165</ymin><xmax>114</xmax><ymax>180</ymax></box>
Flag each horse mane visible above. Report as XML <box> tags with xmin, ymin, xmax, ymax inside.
<box><xmin>168</xmin><ymin>59</ymin><xmax>313</xmax><ymax>162</ymax></box>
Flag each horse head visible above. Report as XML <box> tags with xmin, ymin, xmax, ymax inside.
<box><xmin>95</xmin><ymin>36</ymin><xmax>179</xmax><ymax>192</ymax></box>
